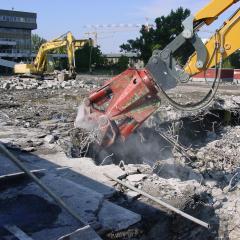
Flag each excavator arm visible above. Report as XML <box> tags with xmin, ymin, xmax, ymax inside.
<box><xmin>186</xmin><ymin>6</ymin><xmax>240</xmax><ymax>76</ymax></box>
<box><xmin>78</xmin><ymin>0</ymin><xmax>240</xmax><ymax>147</ymax></box>
<box><xmin>194</xmin><ymin>0</ymin><xmax>239</xmax><ymax>25</ymax></box>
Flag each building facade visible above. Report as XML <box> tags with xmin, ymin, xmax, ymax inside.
<box><xmin>0</xmin><ymin>9</ymin><xmax>37</xmax><ymax>59</ymax></box>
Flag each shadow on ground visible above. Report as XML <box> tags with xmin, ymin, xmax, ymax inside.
<box><xmin>0</xmin><ymin>142</ymin><xmax>220</xmax><ymax>240</ymax></box>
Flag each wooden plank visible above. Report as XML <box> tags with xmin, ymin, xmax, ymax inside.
<box><xmin>4</xmin><ymin>225</ymin><xmax>33</xmax><ymax>240</ymax></box>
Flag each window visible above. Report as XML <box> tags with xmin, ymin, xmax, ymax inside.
<box><xmin>0</xmin><ymin>15</ymin><xmax>36</xmax><ymax>24</ymax></box>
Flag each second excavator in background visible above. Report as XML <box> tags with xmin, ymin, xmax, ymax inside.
<box><xmin>77</xmin><ymin>0</ymin><xmax>240</xmax><ymax>147</ymax></box>
<box><xmin>14</xmin><ymin>31</ymin><xmax>93</xmax><ymax>79</ymax></box>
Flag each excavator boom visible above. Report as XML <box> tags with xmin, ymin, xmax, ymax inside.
<box><xmin>194</xmin><ymin>0</ymin><xmax>239</xmax><ymax>25</ymax></box>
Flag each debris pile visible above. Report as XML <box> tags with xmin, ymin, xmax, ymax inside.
<box><xmin>108</xmin><ymin>164</ymin><xmax>216</xmax><ymax>240</ymax></box>
<box><xmin>215</xmin><ymin>189</ymin><xmax>240</xmax><ymax>239</ymax></box>
<box><xmin>0</xmin><ymin>75</ymin><xmax>107</xmax><ymax>91</ymax></box>
<box><xmin>195</xmin><ymin>126</ymin><xmax>240</xmax><ymax>175</ymax></box>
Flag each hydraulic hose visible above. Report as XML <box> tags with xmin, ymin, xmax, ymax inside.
<box><xmin>157</xmin><ymin>33</ymin><xmax>223</xmax><ymax>112</ymax></box>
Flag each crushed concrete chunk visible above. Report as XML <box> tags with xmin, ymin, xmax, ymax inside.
<box><xmin>44</xmin><ymin>135</ymin><xmax>55</xmax><ymax>144</ymax></box>
<box><xmin>12</xmin><ymin>173</ymin><xmax>141</xmax><ymax>233</ymax></box>
<box><xmin>127</xmin><ymin>174</ymin><xmax>148</xmax><ymax>182</ymax></box>
<box><xmin>126</xmin><ymin>190</ymin><xmax>141</xmax><ymax>202</ymax></box>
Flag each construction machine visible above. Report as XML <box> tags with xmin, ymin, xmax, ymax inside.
<box><xmin>14</xmin><ymin>32</ymin><xmax>93</xmax><ymax>78</ymax></box>
<box><xmin>78</xmin><ymin>0</ymin><xmax>240</xmax><ymax>147</ymax></box>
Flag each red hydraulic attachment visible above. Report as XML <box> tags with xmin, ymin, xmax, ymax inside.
<box><xmin>84</xmin><ymin>68</ymin><xmax>161</xmax><ymax>147</ymax></box>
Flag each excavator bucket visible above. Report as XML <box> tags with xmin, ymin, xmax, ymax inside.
<box><xmin>75</xmin><ymin>69</ymin><xmax>161</xmax><ymax>147</ymax></box>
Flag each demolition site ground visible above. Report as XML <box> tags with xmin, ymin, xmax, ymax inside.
<box><xmin>0</xmin><ymin>74</ymin><xmax>240</xmax><ymax>240</ymax></box>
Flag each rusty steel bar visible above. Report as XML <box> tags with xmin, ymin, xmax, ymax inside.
<box><xmin>104</xmin><ymin>173</ymin><xmax>210</xmax><ymax>229</ymax></box>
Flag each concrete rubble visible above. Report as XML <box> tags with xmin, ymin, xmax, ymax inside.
<box><xmin>195</xmin><ymin>126</ymin><xmax>240</xmax><ymax>175</ymax></box>
<box><xmin>0</xmin><ymin>75</ymin><xmax>108</xmax><ymax>91</ymax></box>
<box><xmin>0</xmin><ymin>75</ymin><xmax>240</xmax><ymax>239</ymax></box>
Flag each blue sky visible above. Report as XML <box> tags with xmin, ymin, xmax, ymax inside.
<box><xmin>1</xmin><ymin>0</ymin><xmax>239</xmax><ymax>53</ymax></box>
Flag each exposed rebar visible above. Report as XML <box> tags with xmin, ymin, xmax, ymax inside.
<box><xmin>104</xmin><ymin>173</ymin><xmax>210</xmax><ymax>229</ymax></box>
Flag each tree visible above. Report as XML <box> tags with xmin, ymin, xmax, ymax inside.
<box><xmin>75</xmin><ymin>44</ymin><xmax>104</xmax><ymax>72</ymax></box>
<box><xmin>116</xmin><ymin>56</ymin><xmax>129</xmax><ymax>72</ymax></box>
<box><xmin>31</xmin><ymin>33</ymin><xmax>47</xmax><ymax>52</ymax></box>
<box><xmin>229</xmin><ymin>50</ymin><xmax>240</xmax><ymax>69</ymax></box>
<box><xmin>120</xmin><ymin>7</ymin><xmax>191</xmax><ymax>64</ymax></box>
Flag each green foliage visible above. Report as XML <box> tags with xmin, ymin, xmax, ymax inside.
<box><xmin>222</xmin><ymin>58</ymin><xmax>232</xmax><ymax>68</ymax></box>
<box><xmin>120</xmin><ymin>7</ymin><xmax>191</xmax><ymax>64</ymax></box>
<box><xmin>31</xmin><ymin>33</ymin><xmax>47</xmax><ymax>52</ymax></box>
<box><xmin>47</xmin><ymin>58</ymin><xmax>68</xmax><ymax>72</ymax></box>
<box><xmin>115</xmin><ymin>56</ymin><xmax>129</xmax><ymax>72</ymax></box>
<box><xmin>229</xmin><ymin>50</ymin><xmax>240</xmax><ymax>69</ymax></box>
<box><xmin>221</xmin><ymin>51</ymin><xmax>240</xmax><ymax>69</ymax></box>
<box><xmin>75</xmin><ymin>44</ymin><xmax>104</xmax><ymax>72</ymax></box>
<box><xmin>52</xmin><ymin>46</ymin><xmax>67</xmax><ymax>54</ymax></box>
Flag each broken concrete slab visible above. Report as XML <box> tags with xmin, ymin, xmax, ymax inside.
<box><xmin>0</xmin><ymin>125</ymin><xmax>51</xmax><ymax>153</ymax></box>
<box><xmin>44</xmin><ymin>135</ymin><xmax>55</xmax><ymax>144</ymax></box>
<box><xmin>0</xmin><ymin>171</ymin><xmax>141</xmax><ymax>237</ymax></box>
<box><xmin>98</xmin><ymin>201</ymin><xmax>141</xmax><ymax>231</ymax></box>
<box><xmin>38</xmin><ymin>175</ymin><xmax>141</xmax><ymax>232</ymax></box>
<box><xmin>153</xmin><ymin>158</ymin><xmax>203</xmax><ymax>182</ymax></box>
<box><xmin>5</xmin><ymin>151</ymin><xmax>115</xmax><ymax>198</ymax></box>
<box><xmin>3</xmin><ymin>174</ymin><xmax>103</xmax><ymax>229</ymax></box>
<box><xmin>0</xmin><ymin>152</ymin><xmax>22</xmax><ymax>175</ymax></box>
<box><xmin>38</xmin><ymin>153</ymin><xmax>126</xmax><ymax>197</ymax></box>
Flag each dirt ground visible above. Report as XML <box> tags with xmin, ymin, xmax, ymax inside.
<box><xmin>0</xmin><ymin>74</ymin><xmax>240</xmax><ymax>239</ymax></box>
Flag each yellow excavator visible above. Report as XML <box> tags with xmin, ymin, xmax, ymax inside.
<box><xmin>79</xmin><ymin>0</ymin><xmax>240</xmax><ymax>147</ymax></box>
<box><xmin>14</xmin><ymin>32</ymin><xmax>93</xmax><ymax>78</ymax></box>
